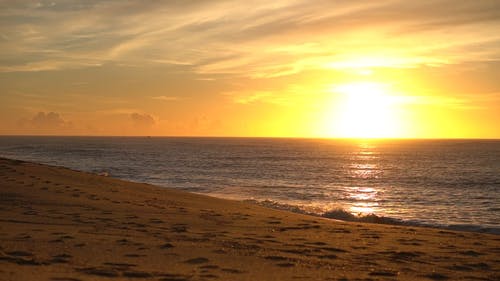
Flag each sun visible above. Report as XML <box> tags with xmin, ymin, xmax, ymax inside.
<box><xmin>327</xmin><ymin>82</ymin><xmax>401</xmax><ymax>139</ymax></box>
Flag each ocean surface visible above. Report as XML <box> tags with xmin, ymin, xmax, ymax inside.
<box><xmin>1</xmin><ymin>136</ymin><xmax>499</xmax><ymax>234</ymax></box>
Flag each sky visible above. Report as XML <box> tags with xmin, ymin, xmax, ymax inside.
<box><xmin>1</xmin><ymin>0</ymin><xmax>500</xmax><ymax>138</ymax></box>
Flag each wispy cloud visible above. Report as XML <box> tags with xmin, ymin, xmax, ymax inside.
<box><xmin>152</xmin><ymin>96</ymin><xmax>180</xmax><ymax>102</ymax></box>
<box><xmin>227</xmin><ymin>91</ymin><xmax>272</xmax><ymax>105</ymax></box>
<box><xmin>1</xmin><ymin>0</ymin><xmax>499</xmax><ymax>77</ymax></box>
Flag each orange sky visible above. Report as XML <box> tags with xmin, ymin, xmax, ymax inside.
<box><xmin>1</xmin><ymin>1</ymin><xmax>499</xmax><ymax>138</ymax></box>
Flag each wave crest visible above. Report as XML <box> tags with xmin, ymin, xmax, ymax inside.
<box><xmin>322</xmin><ymin>209</ymin><xmax>403</xmax><ymax>225</ymax></box>
<box><xmin>244</xmin><ymin>199</ymin><xmax>500</xmax><ymax>235</ymax></box>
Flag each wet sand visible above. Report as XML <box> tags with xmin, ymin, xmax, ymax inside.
<box><xmin>0</xmin><ymin>157</ymin><xmax>499</xmax><ymax>280</ymax></box>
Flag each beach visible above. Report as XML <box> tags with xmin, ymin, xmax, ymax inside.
<box><xmin>0</xmin><ymin>157</ymin><xmax>499</xmax><ymax>281</ymax></box>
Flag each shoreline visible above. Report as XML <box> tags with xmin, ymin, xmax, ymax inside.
<box><xmin>3</xmin><ymin>155</ymin><xmax>499</xmax><ymax>236</ymax></box>
<box><xmin>1</xmin><ymin>157</ymin><xmax>499</xmax><ymax>280</ymax></box>
<box><xmin>1</xmin><ymin>137</ymin><xmax>498</xmax><ymax>236</ymax></box>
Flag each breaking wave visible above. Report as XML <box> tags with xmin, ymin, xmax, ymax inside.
<box><xmin>246</xmin><ymin>199</ymin><xmax>500</xmax><ymax>235</ymax></box>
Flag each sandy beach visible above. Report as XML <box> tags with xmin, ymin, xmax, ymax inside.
<box><xmin>0</xmin><ymin>157</ymin><xmax>499</xmax><ymax>280</ymax></box>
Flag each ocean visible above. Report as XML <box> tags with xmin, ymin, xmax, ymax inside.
<box><xmin>0</xmin><ymin>136</ymin><xmax>499</xmax><ymax>234</ymax></box>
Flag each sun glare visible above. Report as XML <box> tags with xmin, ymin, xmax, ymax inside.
<box><xmin>327</xmin><ymin>82</ymin><xmax>401</xmax><ymax>139</ymax></box>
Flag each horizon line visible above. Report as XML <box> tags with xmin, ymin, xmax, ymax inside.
<box><xmin>0</xmin><ymin>134</ymin><xmax>499</xmax><ymax>141</ymax></box>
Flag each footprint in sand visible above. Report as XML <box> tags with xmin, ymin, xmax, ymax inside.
<box><xmin>276</xmin><ymin>262</ymin><xmax>295</xmax><ymax>267</ymax></box>
<box><xmin>199</xmin><ymin>273</ymin><xmax>218</xmax><ymax>279</ymax></box>
<box><xmin>158</xmin><ymin>273</ymin><xmax>190</xmax><ymax>281</ymax></box>
<box><xmin>422</xmin><ymin>272</ymin><xmax>449</xmax><ymax>280</ymax></box>
<box><xmin>184</xmin><ymin>257</ymin><xmax>209</xmax><ymax>264</ymax></box>
<box><xmin>122</xmin><ymin>271</ymin><xmax>152</xmax><ymax>278</ymax></box>
<box><xmin>458</xmin><ymin>250</ymin><xmax>483</xmax><ymax>257</ymax></box>
<box><xmin>50</xmin><ymin>253</ymin><xmax>72</xmax><ymax>264</ymax></box>
<box><xmin>149</xmin><ymin>218</ymin><xmax>164</xmax><ymax>224</ymax></box>
<box><xmin>264</xmin><ymin>255</ymin><xmax>290</xmax><ymax>263</ymax></box>
<box><xmin>14</xmin><ymin>233</ymin><xmax>32</xmax><ymax>240</ymax></box>
<box><xmin>321</xmin><ymin>246</ymin><xmax>348</xmax><ymax>253</ymax></box>
<box><xmin>200</xmin><ymin>265</ymin><xmax>219</xmax><ymax>270</ymax></box>
<box><xmin>124</xmin><ymin>253</ymin><xmax>146</xmax><ymax>258</ymax></box>
<box><xmin>1</xmin><ymin>250</ymin><xmax>45</xmax><ymax>266</ymax></box>
<box><xmin>221</xmin><ymin>268</ymin><xmax>245</xmax><ymax>274</ymax></box>
<box><xmin>23</xmin><ymin>209</ymin><xmax>38</xmax><ymax>215</ymax></box>
<box><xmin>212</xmin><ymin>249</ymin><xmax>227</xmax><ymax>254</ymax></box>
<box><xmin>116</xmin><ymin>238</ymin><xmax>132</xmax><ymax>245</ymax></box>
<box><xmin>77</xmin><ymin>267</ymin><xmax>119</xmax><ymax>277</ymax></box>
<box><xmin>159</xmin><ymin>243</ymin><xmax>174</xmax><ymax>249</ymax></box>
<box><xmin>171</xmin><ymin>224</ymin><xmax>188</xmax><ymax>233</ymax></box>
<box><xmin>6</xmin><ymin>250</ymin><xmax>33</xmax><ymax>257</ymax></box>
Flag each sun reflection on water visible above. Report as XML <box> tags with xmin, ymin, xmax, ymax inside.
<box><xmin>349</xmin><ymin>163</ymin><xmax>379</xmax><ymax>178</ymax></box>
<box><xmin>350</xmin><ymin>203</ymin><xmax>377</xmax><ymax>214</ymax></box>
<box><xmin>346</xmin><ymin>186</ymin><xmax>379</xmax><ymax>214</ymax></box>
<box><xmin>345</xmin><ymin>141</ymin><xmax>382</xmax><ymax>216</ymax></box>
